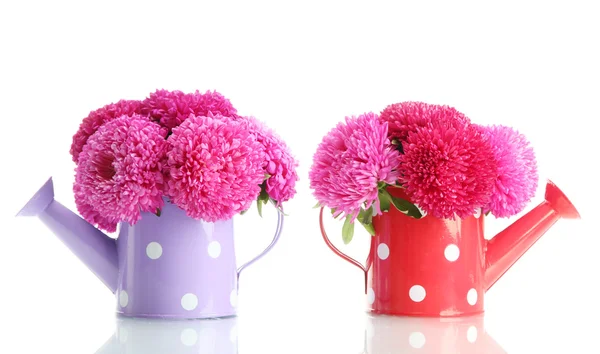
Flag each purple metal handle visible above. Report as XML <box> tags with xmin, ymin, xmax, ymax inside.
<box><xmin>236</xmin><ymin>208</ymin><xmax>284</xmax><ymax>282</ymax></box>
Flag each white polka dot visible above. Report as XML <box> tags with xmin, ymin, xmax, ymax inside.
<box><xmin>367</xmin><ymin>288</ymin><xmax>375</xmax><ymax>305</ymax></box>
<box><xmin>444</xmin><ymin>244</ymin><xmax>460</xmax><ymax>262</ymax></box>
<box><xmin>474</xmin><ymin>209</ymin><xmax>481</xmax><ymax>218</ymax></box>
<box><xmin>208</xmin><ymin>241</ymin><xmax>221</xmax><ymax>258</ymax></box>
<box><xmin>377</xmin><ymin>243</ymin><xmax>390</xmax><ymax>260</ymax></box>
<box><xmin>409</xmin><ymin>332</ymin><xmax>426</xmax><ymax>348</ymax></box>
<box><xmin>409</xmin><ymin>285</ymin><xmax>426</xmax><ymax>302</ymax></box>
<box><xmin>229</xmin><ymin>325</ymin><xmax>237</xmax><ymax>343</ymax></box>
<box><xmin>467</xmin><ymin>326</ymin><xmax>478</xmax><ymax>343</ymax></box>
<box><xmin>146</xmin><ymin>242</ymin><xmax>163</xmax><ymax>260</ymax></box>
<box><xmin>180</xmin><ymin>328</ymin><xmax>198</xmax><ymax>346</ymax></box>
<box><xmin>181</xmin><ymin>293</ymin><xmax>198</xmax><ymax>311</ymax></box>
<box><xmin>119</xmin><ymin>290</ymin><xmax>129</xmax><ymax>308</ymax></box>
<box><xmin>467</xmin><ymin>288</ymin><xmax>478</xmax><ymax>306</ymax></box>
<box><xmin>230</xmin><ymin>289</ymin><xmax>238</xmax><ymax>307</ymax></box>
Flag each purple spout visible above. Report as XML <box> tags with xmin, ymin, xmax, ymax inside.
<box><xmin>16</xmin><ymin>177</ymin><xmax>119</xmax><ymax>293</ymax></box>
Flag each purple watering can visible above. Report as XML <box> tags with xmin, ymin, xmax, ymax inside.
<box><xmin>17</xmin><ymin>177</ymin><xmax>283</xmax><ymax>319</ymax></box>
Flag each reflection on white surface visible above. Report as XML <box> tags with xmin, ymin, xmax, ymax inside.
<box><xmin>95</xmin><ymin>316</ymin><xmax>237</xmax><ymax>354</ymax></box>
<box><xmin>364</xmin><ymin>314</ymin><xmax>506</xmax><ymax>354</ymax></box>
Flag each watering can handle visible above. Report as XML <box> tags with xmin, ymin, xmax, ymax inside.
<box><xmin>319</xmin><ymin>207</ymin><xmax>369</xmax><ymax>294</ymax></box>
<box><xmin>237</xmin><ymin>208</ymin><xmax>284</xmax><ymax>283</ymax></box>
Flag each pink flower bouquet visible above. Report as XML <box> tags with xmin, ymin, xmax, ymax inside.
<box><xmin>71</xmin><ymin>89</ymin><xmax>298</xmax><ymax>232</ymax></box>
<box><xmin>309</xmin><ymin>101</ymin><xmax>538</xmax><ymax>243</ymax></box>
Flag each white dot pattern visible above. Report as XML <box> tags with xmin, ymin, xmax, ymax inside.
<box><xmin>409</xmin><ymin>332</ymin><xmax>426</xmax><ymax>348</ymax></box>
<box><xmin>467</xmin><ymin>288</ymin><xmax>478</xmax><ymax>306</ymax></box>
<box><xmin>367</xmin><ymin>288</ymin><xmax>375</xmax><ymax>305</ymax></box>
<box><xmin>181</xmin><ymin>293</ymin><xmax>198</xmax><ymax>311</ymax></box>
<box><xmin>208</xmin><ymin>241</ymin><xmax>221</xmax><ymax>259</ymax></box>
<box><xmin>180</xmin><ymin>328</ymin><xmax>198</xmax><ymax>346</ymax></box>
<box><xmin>377</xmin><ymin>243</ymin><xmax>390</xmax><ymax>260</ymax></box>
<box><xmin>119</xmin><ymin>290</ymin><xmax>129</xmax><ymax>308</ymax></box>
<box><xmin>146</xmin><ymin>242</ymin><xmax>163</xmax><ymax>260</ymax></box>
<box><xmin>409</xmin><ymin>285</ymin><xmax>426</xmax><ymax>302</ymax></box>
<box><xmin>444</xmin><ymin>244</ymin><xmax>460</xmax><ymax>262</ymax></box>
<box><xmin>467</xmin><ymin>326</ymin><xmax>478</xmax><ymax>343</ymax></box>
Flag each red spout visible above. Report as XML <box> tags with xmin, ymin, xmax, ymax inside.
<box><xmin>484</xmin><ymin>180</ymin><xmax>580</xmax><ymax>291</ymax></box>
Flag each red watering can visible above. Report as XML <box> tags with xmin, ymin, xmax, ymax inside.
<box><xmin>320</xmin><ymin>180</ymin><xmax>580</xmax><ymax>317</ymax></box>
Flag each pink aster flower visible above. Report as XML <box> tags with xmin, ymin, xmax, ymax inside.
<box><xmin>399</xmin><ymin>119</ymin><xmax>497</xmax><ymax>219</ymax></box>
<box><xmin>380</xmin><ymin>101</ymin><xmax>470</xmax><ymax>141</ymax></box>
<box><xmin>309</xmin><ymin>112</ymin><xmax>400</xmax><ymax>220</ymax></box>
<box><xmin>73</xmin><ymin>116</ymin><xmax>168</xmax><ymax>231</ymax></box>
<box><xmin>238</xmin><ymin>117</ymin><xmax>299</xmax><ymax>204</ymax></box>
<box><xmin>164</xmin><ymin>115</ymin><xmax>265</xmax><ymax>222</ymax></box>
<box><xmin>73</xmin><ymin>186</ymin><xmax>118</xmax><ymax>232</ymax></box>
<box><xmin>480</xmin><ymin>125</ymin><xmax>538</xmax><ymax>217</ymax></box>
<box><xmin>70</xmin><ymin>99</ymin><xmax>142</xmax><ymax>163</ymax></box>
<box><xmin>140</xmin><ymin>89</ymin><xmax>238</xmax><ymax>130</ymax></box>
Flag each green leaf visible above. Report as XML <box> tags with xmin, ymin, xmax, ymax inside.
<box><xmin>356</xmin><ymin>207</ymin><xmax>376</xmax><ymax>236</ymax></box>
<box><xmin>240</xmin><ymin>208</ymin><xmax>249</xmax><ymax>215</ymax></box>
<box><xmin>273</xmin><ymin>201</ymin><xmax>289</xmax><ymax>216</ymax></box>
<box><xmin>378</xmin><ymin>189</ymin><xmax>392</xmax><ymax>212</ymax></box>
<box><xmin>257</xmin><ymin>199</ymin><xmax>264</xmax><ymax>217</ymax></box>
<box><xmin>155</xmin><ymin>208</ymin><xmax>161</xmax><ymax>217</ymax></box>
<box><xmin>255</xmin><ymin>182</ymin><xmax>271</xmax><ymax>218</ymax></box>
<box><xmin>313</xmin><ymin>202</ymin><xmax>322</xmax><ymax>209</ymax></box>
<box><xmin>357</xmin><ymin>206</ymin><xmax>373</xmax><ymax>225</ymax></box>
<box><xmin>258</xmin><ymin>187</ymin><xmax>269</xmax><ymax>202</ymax></box>
<box><xmin>389</xmin><ymin>194</ymin><xmax>423</xmax><ymax>219</ymax></box>
<box><xmin>390</xmin><ymin>138</ymin><xmax>405</xmax><ymax>153</ymax></box>
<box><xmin>342</xmin><ymin>215</ymin><xmax>355</xmax><ymax>244</ymax></box>
<box><xmin>395</xmin><ymin>141</ymin><xmax>404</xmax><ymax>154</ymax></box>
<box><xmin>264</xmin><ymin>173</ymin><xmax>272</xmax><ymax>180</ymax></box>
<box><xmin>361</xmin><ymin>221</ymin><xmax>376</xmax><ymax>236</ymax></box>
<box><xmin>330</xmin><ymin>208</ymin><xmax>340</xmax><ymax>219</ymax></box>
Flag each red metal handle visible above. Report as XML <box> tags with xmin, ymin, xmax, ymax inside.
<box><xmin>319</xmin><ymin>207</ymin><xmax>368</xmax><ymax>294</ymax></box>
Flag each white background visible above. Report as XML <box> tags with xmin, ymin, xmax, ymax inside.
<box><xmin>1</xmin><ymin>1</ymin><xmax>599</xmax><ymax>353</ymax></box>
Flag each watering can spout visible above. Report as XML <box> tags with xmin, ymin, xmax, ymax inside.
<box><xmin>484</xmin><ymin>180</ymin><xmax>580</xmax><ymax>291</ymax></box>
<box><xmin>16</xmin><ymin>177</ymin><xmax>119</xmax><ymax>293</ymax></box>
